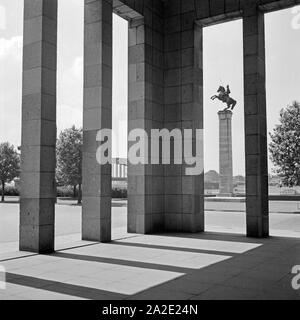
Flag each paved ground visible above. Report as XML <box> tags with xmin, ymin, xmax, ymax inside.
<box><xmin>0</xmin><ymin>198</ymin><xmax>300</xmax><ymax>300</ymax></box>
<box><xmin>205</xmin><ymin>199</ymin><xmax>300</xmax><ymax>214</ymax></box>
<box><xmin>1</xmin><ymin>233</ymin><xmax>299</xmax><ymax>300</ymax></box>
<box><xmin>1</xmin><ymin>198</ymin><xmax>300</xmax><ymax>245</ymax></box>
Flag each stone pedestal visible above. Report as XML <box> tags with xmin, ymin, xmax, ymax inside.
<box><xmin>218</xmin><ymin>110</ymin><xmax>233</xmax><ymax>197</ymax></box>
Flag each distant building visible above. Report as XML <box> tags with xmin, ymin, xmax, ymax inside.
<box><xmin>112</xmin><ymin>158</ymin><xmax>127</xmax><ymax>189</ymax></box>
<box><xmin>233</xmin><ymin>175</ymin><xmax>245</xmax><ymax>185</ymax></box>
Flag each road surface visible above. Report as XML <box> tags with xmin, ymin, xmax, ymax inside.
<box><xmin>1</xmin><ymin>198</ymin><xmax>300</xmax><ymax>245</ymax></box>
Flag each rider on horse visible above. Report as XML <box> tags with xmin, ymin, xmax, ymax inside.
<box><xmin>211</xmin><ymin>85</ymin><xmax>237</xmax><ymax>111</ymax></box>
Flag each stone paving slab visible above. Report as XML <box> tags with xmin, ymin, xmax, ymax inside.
<box><xmin>0</xmin><ymin>232</ymin><xmax>299</xmax><ymax>300</ymax></box>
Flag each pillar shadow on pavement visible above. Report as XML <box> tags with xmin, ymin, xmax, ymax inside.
<box><xmin>2</xmin><ymin>232</ymin><xmax>300</xmax><ymax>300</ymax></box>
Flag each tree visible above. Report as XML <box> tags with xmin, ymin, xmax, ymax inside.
<box><xmin>56</xmin><ymin>126</ymin><xmax>83</xmax><ymax>204</ymax></box>
<box><xmin>269</xmin><ymin>101</ymin><xmax>300</xmax><ymax>187</ymax></box>
<box><xmin>0</xmin><ymin>142</ymin><xmax>20</xmax><ymax>202</ymax></box>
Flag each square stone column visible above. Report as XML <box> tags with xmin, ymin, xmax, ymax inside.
<box><xmin>163</xmin><ymin>7</ymin><xmax>204</xmax><ymax>233</ymax></box>
<box><xmin>20</xmin><ymin>0</ymin><xmax>58</xmax><ymax>253</ymax></box>
<box><xmin>82</xmin><ymin>0</ymin><xmax>113</xmax><ymax>242</ymax></box>
<box><xmin>127</xmin><ymin>17</ymin><xmax>150</xmax><ymax>234</ymax></box>
<box><xmin>127</xmin><ymin>11</ymin><xmax>165</xmax><ymax>234</ymax></box>
<box><xmin>218</xmin><ymin>110</ymin><xmax>233</xmax><ymax>197</ymax></box>
<box><xmin>243</xmin><ymin>6</ymin><xmax>269</xmax><ymax>237</ymax></box>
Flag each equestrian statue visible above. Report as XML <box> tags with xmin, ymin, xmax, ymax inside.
<box><xmin>211</xmin><ymin>85</ymin><xmax>237</xmax><ymax>111</ymax></box>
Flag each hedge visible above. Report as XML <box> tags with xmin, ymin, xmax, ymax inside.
<box><xmin>0</xmin><ymin>185</ymin><xmax>19</xmax><ymax>196</ymax></box>
<box><xmin>0</xmin><ymin>185</ymin><xmax>127</xmax><ymax>199</ymax></box>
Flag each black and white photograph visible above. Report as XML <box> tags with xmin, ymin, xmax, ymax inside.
<box><xmin>0</xmin><ymin>0</ymin><xmax>300</xmax><ymax>308</ymax></box>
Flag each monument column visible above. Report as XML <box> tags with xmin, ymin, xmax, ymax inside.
<box><xmin>20</xmin><ymin>0</ymin><xmax>58</xmax><ymax>253</ymax></box>
<box><xmin>82</xmin><ymin>0</ymin><xmax>113</xmax><ymax>242</ymax></box>
<box><xmin>243</xmin><ymin>5</ymin><xmax>269</xmax><ymax>237</ymax></box>
<box><xmin>218</xmin><ymin>110</ymin><xmax>233</xmax><ymax>197</ymax></box>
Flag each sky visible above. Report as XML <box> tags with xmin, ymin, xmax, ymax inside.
<box><xmin>0</xmin><ymin>1</ymin><xmax>300</xmax><ymax>175</ymax></box>
<box><xmin>204</xmin><ymin>7</ymin><xmax>300</xmax><ymax>175</ymax></box>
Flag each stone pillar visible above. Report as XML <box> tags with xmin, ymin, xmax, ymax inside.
<box><xmin>82</xmin><ymin>0</ymin><xmax>113</xmax><ymax>242</ymax></box>
<box><xmin>163</xmin><ymin>7</ymin><xmax>204</xmax><ymax>233</ymax></box>
<box><xmin>127</xmin><ymin>18</ymin><xmax>148</xmax><ymax>234</ymax></box>
<box><xmin>218</xmin><ymin>110</ymin><xmax>233</xmax><ymax>197</ymax></box>
<box><xmin>127</xmin><ymin>9</ymin><xmax>165</xmax><ymax>234</ymax></box>
<box><xmin>116</xmin><ymin>159</ymin><xmax>120</xmax><ymax>178</ymax></box>
<box><xmin>179</xmin><ymin>22</ymin><xmax>204</xmax><ymax>233</ymax></box>
<box><xmin>243</xmin><ymin>6</ymin><xmax>269</xmax><ymax>237</ymax></box>
<box><xmin>20</xmin><ymin>0</ymin><xmax>57</xmax><ymax>253</ymax></box>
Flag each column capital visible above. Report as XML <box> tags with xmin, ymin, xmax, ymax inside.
<box><xmin>218</xmin><ymin>110</ymin><xmax>233</xmax><ymax>119</ymax></box>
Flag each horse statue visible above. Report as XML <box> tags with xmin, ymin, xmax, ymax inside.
<box><xmin>211</xmin><ymin>85</ymin><xmax>237</xmax><ymax>111</ymax></box>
